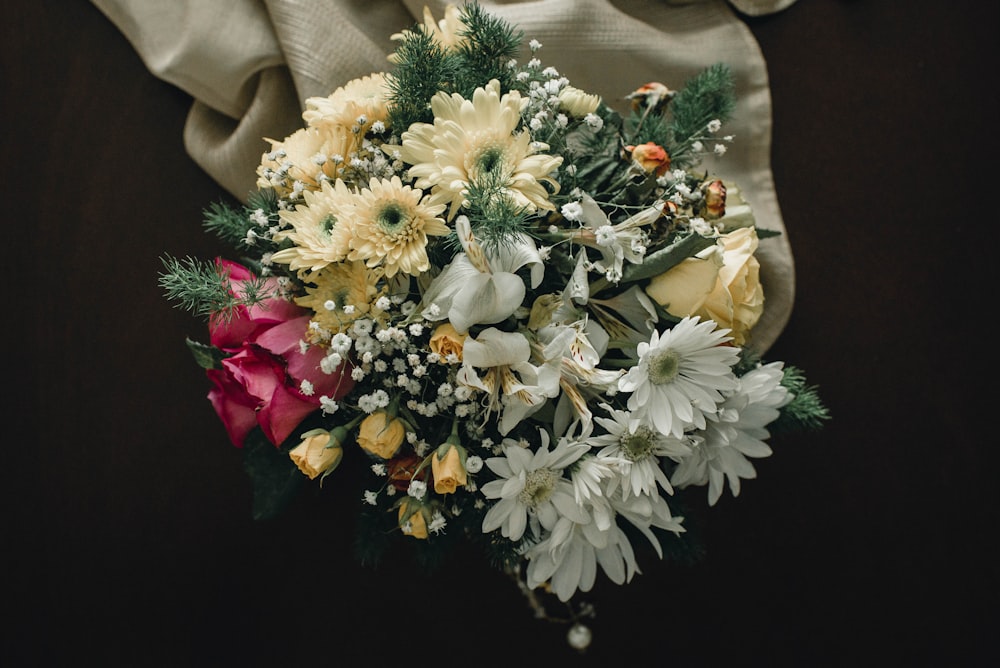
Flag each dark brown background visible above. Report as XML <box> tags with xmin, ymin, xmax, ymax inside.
<box><xmin>5</xmin><ymin>1</ymin><xmax>997</xmax><ymax>665</ymax></box>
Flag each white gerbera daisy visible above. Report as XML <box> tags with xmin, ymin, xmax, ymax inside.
<box><xmin>671</xmin><ymin>361</ymin><xmax>790</xmax><ymax>505</ymax></box>
<box><xmin>399</xmin><ymin>79</ymin><xmax>562</xmax><ymax>220</ymax></box>
<box><xmin>618</xmin><ymin>316</ymin><xmax>740</xmax><ymax>438</ymax></box>
<box><xmin>524</xmin><ymin>516</ymin><xmax>640</xmax><ymax>602</ymax></box>
<box><xmin>480</xmin><ymin>431</ymin><xmax>590</xmax><ymax>542</ymax></box>
<box><xmin>590</xmin><ymin>403</ymin><xmax>692</xmax><ymax>500</ymax></box>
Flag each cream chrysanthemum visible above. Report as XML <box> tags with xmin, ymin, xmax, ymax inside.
<box><xmin>389</xmin><ymin>4</ymin><xmax>467</xmax><ymax>62</ymax></box>
<box><xmin>618</xmin><ymin>316</ymin><xmax>741</xmax><ymax>438</ymax></box>
<box><xmin>294</xmin><ymin>260</ymin><xmax>382</xmax><ymax>336</ymax></box>
<box><xmin>343</xmin><ymin>176</ymin><xmax>449</xmax><ymax>277</ymax></box>
<box><xmin>302</xmin><ymin>73</ymin><xmax>389</xmax><ymax>134</ymax></box>
<box><xmin>271</xmin><ymin>179</ymin><xmax>355</xmax><ymax>274</ymax></box>
<box><xmin>400</xmin><ymin>79</ymin><xmax>563</xmax><ymax>220</ymax></box>
<box><xmin>256</xmin><ymin>126</ymin><xmax>353</xmax><ymax>195</ymax></box>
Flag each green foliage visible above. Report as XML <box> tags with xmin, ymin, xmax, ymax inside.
<box><xmin>185</xmin><ymin>337</ymin><xmax>225</xmax><ymax>370</ymax></box>
<box><xmin>386</xmin><ymin>28</ymin><xmax>455</xmax><ymax>131</ymax></box>
<box><xmin>203</xmin><ymin>190</ymin><xmax>282</xmax><ymax>250</ymax></box>
<box><xmin>354</xmin><ymin>505</ymin><xmax>396</xmax><ymax>568</ymax></box>
<box><xmin>451</xmin><ymin>2</ymin><xmax>523</xmax><ymax>95</ymax></box>
<box><xmin>158</xmin><ymin>254</ymin><xmax>274</xmax><ymax>322</ymax></box>
<box><xmin>665</xmin><ymin>63</ymin><xmax>736</xmax><ymax>168</ymax></box>
<box><xmin>620</xmin><ymin>230</ymin><xmax>717</xmax><ymax>283</ymax></box>
<box><xmin>385</xmin><ymin>2</ymin><xmax>523</xmax><ymax>133</ymax></box>
<box><xmin>463</xmin><ymin>169</ymin><xmax>532</xmax><ymax>252</ymax></box>
<box><xmin>773</xmin><ymin>365</ymin><xmax>831</xmax><ymax>433</ymax></box>
<box><xmin>242</xmin><ymin>429</ymin><xmax>304</xmax><ymax>521</ymax></box>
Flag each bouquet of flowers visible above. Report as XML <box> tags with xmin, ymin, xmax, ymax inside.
<box><xmin>161</xmin><ymin>2</ymin><xmax>828</xmax><ymax>649</ymax></box>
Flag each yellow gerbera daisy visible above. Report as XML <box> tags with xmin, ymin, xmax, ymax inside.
<box><xmin>270</xmin><ymin>179</ymin><xmax>355</xmax><ymax>275</ymax></box>
<box><xmin>295</xmin><ymin>260</ymin><xmax>382</xmax><ymax>336</ymax></box>
<box><xmin>345</xmin><ymin>176</ymin><xmax>449</xmax><ymax>278</ymax></box>
<box><xmin>399</xmin><ymin>79</ymin><xmax>563</xmax><ymax>220</ymax></box>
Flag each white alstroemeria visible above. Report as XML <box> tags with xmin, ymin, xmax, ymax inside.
<box><xmin>456</xmin><ymin>327</ymin><xmax>561</xmax><ymax>435</ymax></box>
<box><xmin>573</xmin><ymin>193</ymin><xmax>655</xmax><ymax>283</ymax></box>
<box><xmin>418</xmin><ymin>216</ymin><xmax>544</xmax><ymax>333</ymax></box>
<box><xmin>480</xmin><ymin>430</ymin><xmax>591</xmax><ymax>541</ymax></box>
<box><xmin>586</xmin><ymin>285</ymin><xmax>659</xmax><ymax>359</ymax></box>
<box><xmin>537</xmin><ymin>319</ymin><xmax>623</xmax><ymax>434</ymax></box>
<box><xmin>590</xmin><ymin>402</ymin><xmax>692</xmax><ymax>500</ymax></box>
<box><xmin>671</xmin><ymin>361</ymin><xmax>790</xmax><ymax>505</ymax></box>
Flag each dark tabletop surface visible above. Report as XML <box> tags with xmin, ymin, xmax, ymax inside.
<box><xmin>5</xmin><ymin>1</ymin><xmax>997</xmax><ymax>665</ymax></box>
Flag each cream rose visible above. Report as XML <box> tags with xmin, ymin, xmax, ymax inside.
<box><xmin>645</xmin><ymin>226</ymin><xmax>764</xmax><ymax>346</ymax></box>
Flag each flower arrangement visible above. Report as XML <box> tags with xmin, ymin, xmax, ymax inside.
<box><xmin>160</xmin><ymin>2</ymin><xmax>828</xmax><ymax>650</ymax></box>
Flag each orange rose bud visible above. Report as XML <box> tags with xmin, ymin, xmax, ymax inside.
<box><xmin>387</xmin><ymin>453</ymin><xmax>426</xmax><ymax>491</ymax></box>
<box><xmin>626</xmin><ymin>81</ymin><xmax>674</xmax><ymax>113</ymax></box>
<box><xmin>702</xmin><ymin>179</ymin><xmax>727</xmax><ymax>220</ymax></box>
<box><xmin>627</xmin><ymin>142</ymin><xmax>671</xmax><ymax>177</ymax></box>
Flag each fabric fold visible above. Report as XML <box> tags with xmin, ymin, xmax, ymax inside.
<box><xmin>91</xmin><ymin>0</ymin><xmax>796</xmax><ymax>353</ymax></box>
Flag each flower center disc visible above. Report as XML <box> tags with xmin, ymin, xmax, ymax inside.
<box><xmin>620</xmin><ymin>426</ymin><xmax>656</xmax><ymax>461</ymax></box>
<box><xmin>376</xmin><ymin>203</ymin><xmax>409</xmax><ymax>237</ymax></box>
<box><xmin>518</xmin><ymin>467</ymin><xmax>558</xmax><ymax>507</ymax></box>
<box><xmin>469</xmin><ymin>140</ymin><xmax>510</xmax><ymax>181</ymax></box>
<box><xmin>647</xmin><ymin>348</ymin><xmax>680</xmax><ymax>385</ymax></box>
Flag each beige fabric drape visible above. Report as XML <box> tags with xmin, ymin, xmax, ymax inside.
<box><xmin>92</xmin><ymin>0</ymin><xmax>797</xmax><ymax>354</ymax></box>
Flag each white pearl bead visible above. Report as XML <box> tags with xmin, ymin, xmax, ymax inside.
<box><xmin>566</xmin><ymin>623</ymin><xmax>592</xmax><ymax>650</ymax></box>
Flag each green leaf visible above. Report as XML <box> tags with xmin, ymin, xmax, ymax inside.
<box><xmin>621</xmin><ymin>232</ymin><xmax>717</xmax><ymax>283</ymax></box>
<box><xmin>185</xmin><ymin>337</ymin><xmax>225</xmax><ymax>370</ymax></box>
<box><xmin>242</xmin><ymin>429</ymin><xmax>304</xmax><ymax>521</ymax></box>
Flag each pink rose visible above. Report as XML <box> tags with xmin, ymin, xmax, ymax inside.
<box><xmin>205</xmin><ymin>260</ymin><xmax>354</xmax><ymax>447</ymax></box>
<box><xmin>208</xmin><ymin>258</ymin><xmax>305</xmax><ymax>352</ymax></box>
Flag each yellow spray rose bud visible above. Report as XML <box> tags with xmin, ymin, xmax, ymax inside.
<box><xmin>357</xmin><ymin>411</ymin><xmax>406</xmax><ymax>459</ymax></box>
<box><xmin>645</xmin><ymin>226</ymin><xmax>764</xmax><ymax>346</ymax></box>
<box><xmin>429</xmin><ymin>322</ymin><xmax>467</xmax><ymax>361</ymax></box>
<box><xmin>397</xmin><ymin>498</ymin><xmax>428</xmax><ymax>539</ymax></box>
<box><xmin>626</xmin><ymin>142</ymin><xmax>671</xmax><ymax>177</ymax></box>
<box><xmin>557</xmin><ymin>85</ymin><xmax>601</xmax><ymax>116</ymax></box>
<box><xmin>432</xmin><ymin>443</ymin><xmax>467</xmax><ymax>495</ymax></box>
<box><xmin>288</xmin><ymin>428</ymin><xmax>344</xmax><ymax>480</ymax></box>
